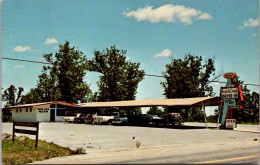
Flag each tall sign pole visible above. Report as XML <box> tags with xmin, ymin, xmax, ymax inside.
<box><xmin>220</xmin><ymin>72</ymin><xmax>238</xmax><ymax>128</ymax></box>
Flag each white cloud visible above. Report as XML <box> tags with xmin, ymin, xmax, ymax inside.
<box><xmin>155</xmin><ymin>49</ymin><xmax>174</xmax><ymax>57</ymax></box>
<box><xmin>13</xmin><ymin>46</ymin><xmax>31</xmax><ymax>52</ymax></box>
<box><xmin>238</xmin><ymin>17</ymin><xmax>259</xmax><ymax>29</ymax></box>
<box><xmin>123</xmin><ymin>4</ymin><xmax>212</xmax><ymax>24</ymax></box>
<box><xmin>43</xmin><ymin>37</ymin><xmax>58</xmax><ymax>45</ymax></box>
<box><xmin>13</xmin><ymin>65</ymin><xmax>25</xmax><ymax>69</ymax></box>
<box><xmin>198</xmin><ymin>13</ymin><xmax>212</xmax><ymax>20</ymax></box>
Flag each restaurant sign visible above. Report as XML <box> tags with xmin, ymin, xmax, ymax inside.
<box><xmin>223</xmin><ymin>72</ymin><xmax>237</xmax><ymax>79</ymax></box>
<box><xmin>38</xmin><ymin>108</ymin><xmax>49</xmax><ymax>113</ymax></box>
<box><xmin>220</xmin><ymin>87</ymin><xmax>239</xmax><ymax>99</ymax></box>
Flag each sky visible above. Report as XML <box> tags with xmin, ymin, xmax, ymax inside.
<box><xmin>1</xmin><ymin>0</ymin><xmax>259</xmax><ymax>115</ymax></box>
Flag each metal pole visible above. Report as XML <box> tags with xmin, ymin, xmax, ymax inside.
<box><xmin>217</xmin><ymin>101</ymin><xmax>223</xmax><ymax>129</ymax></box>
<box><xmin>202</xmin><ymin>104</ymin><xmax>208</xmax><ymax>129</ymax></box>
<box><xmin>35</xmin><ymin>121</ymin><xmax>39</xmax><ymax>149</ymax></box>
<box><xmin>12</xmin><ymin>121</ymin><xmax>16</xmax><ymax>142</ymax></box>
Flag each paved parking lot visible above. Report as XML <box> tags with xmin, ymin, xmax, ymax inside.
<box><xmin>2</xmin><ymin>122</ymin><xmax>259</xmax><ymax>151</ymax></box>
<box><xmin>2</xmin><ymin>122</ymin><xmax>259</xmax><ymax>164</ymax></box>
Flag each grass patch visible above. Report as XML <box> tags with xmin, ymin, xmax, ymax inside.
<box><xmin>2</xmin><ymin>134</ymin><xmax>85</xmax><ymax>164</ymax></box>
<box><xmin>135</xmin><ymin>140</ymin><xmax>141</xmax><ymax>148</ymax></box>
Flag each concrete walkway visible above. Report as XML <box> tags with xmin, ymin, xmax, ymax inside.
<box><xmin>184</xmin><ymin>122</ymin><xmax>260</xmax><ymax>133</ymax></box>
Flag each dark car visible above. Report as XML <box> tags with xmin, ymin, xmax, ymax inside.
<box><xmin>111</xmin><ymin>116</ymin><xmax>128</xmax><ymax>125</ymax></box>
<box><xmin>149</xmin><ymin>115</ymin><xmax>166</xmax><ymax>125</ymax></box>
<box><xmin>74</xmin><ymin>114</ymin><xmax>87</xmax><ymax>124</ymax></box>
<box><xmin>128</xmin><ymin>114</ymin><xmax>151</xmax><ymax>126</ymax></box>
<box><xmin>84</xmin><ymin>114</ymin><xmax>92</xmax><ymax>124</ymax></box>
<box><xmin>166</xmin><ymin>113</ymin><xmax>184</xmax><ymax>125</ymax></box>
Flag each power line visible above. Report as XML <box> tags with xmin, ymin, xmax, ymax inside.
<box><xmin>2</xmin><ymin>12</ymin><xmax>70</xmax><ymax>26</ymax></box>
<box><xmin>2</xmin><ymin>57</ymin><xmax>51</xmax><ymax>65</ymax></box>
<box><xmin>210</xmin><ymin>81</ymin><xmax>260</xmax><ymax>87</ymax></box>
<box><xmin>2</xmin><ymin>57</ymin><xmax>259</xmax><ymax>87</ymax></box>
<box><xmin>144</xmin><ymin>74</ymin><xmax>164</xmax><ymax>78</ymax></box>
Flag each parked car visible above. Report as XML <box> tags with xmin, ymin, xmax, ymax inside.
<box><xmin>74</xmin><ymin>114</ymin><xmax>87</xmax><ymax>124</ymax></box>
<box><xmin>149</xmin><ymin>115</ymin><xmax>166</xmax><ymax>125</ymax></box>
<box><xmin>128</xmin><ymin>114</ymin><xmax>151</xmax><ymax>126</ymax></box>
<box><xmin>62</xmin><ymin>113</ymin><xmax>81</xmax><ymax>123</ymax></box>
<box><xmin>165</xmin><ymin>113</ymin><xmax>184</xmax><ymax>125</ymax></box>
<box><xmin>84</xmin><ymin>114</ymin><xmax>92</xmax><ymax>124</ymax></box>
<box><xmin>110</xmin><ymin>116</ymin><xmax>128</xmax><ymax>125</ymax></box>
<box><xmin>95</xmin><ymin>112</ymin><xmax>120</xmax><ymax>124</ymax></box>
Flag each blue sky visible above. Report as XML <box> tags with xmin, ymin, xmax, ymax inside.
<box><xmin>1</xmin><ymin>0</ymin><xmax>259</xmax><ymax>114</ymax></box>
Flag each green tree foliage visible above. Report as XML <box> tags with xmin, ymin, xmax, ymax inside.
<box><xmin>147</xmin><ymin>107</ymin><xmax>164</xmax><ymax>117</ymax></box>
<box><xmin>22</xmin><ymin>41</ymin><xmax>92</xmax><ymax>103</ymax></box>
<box><xmin>161</xmin><ymin>54</ymin><xmax>215</xmax><ymax>98</ymax></box>
<box><xmin>2</xmin><ymin>85</ymin><xmax>24</xmax><ymax>121</ymax></box>
<box><xmin>88</xmin><ymin>45</ymin><xmax>145</xmax><ymax>102</ymax></box>
<box><xmin>2</xmin><ymin>85</ymin><xmax>24</xmax><ymax>107</ymax></box>
<box><xmin>20</xmin><ymin>88</ymin><xmax>43</xmax><ymax>104</ymax></box>
<box><xmin>232</xmin><ymin>77</ymin><xmax>259</xmax><ymax>123</ymax></box>
<box><xmin>161</xmin><ymin>54</ymin><xmax>215</xmax><ymax>121</ymax></box>
<box><xmin>188</xmin><ymin>107</ymin><xmax>205</xmax><ymax>122</ymax></box>
<box><xmin>206</xmin><ymin>108</ymin><xmax>220</xmax><ymax>123</ymax></box>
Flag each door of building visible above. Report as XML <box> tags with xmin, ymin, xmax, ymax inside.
<box><xmin>50</xmin><ymin>109</ymin><xmax>55</xmax><ymax>122</ymax></box>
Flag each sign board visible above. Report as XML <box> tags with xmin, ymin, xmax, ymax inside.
<box><xmin>220</xmin><ymin>87</ymin><xmax>239</xmax><ymax>99</ymax></box>
<box><xmin>223</xmin><ymin>72</ymin><xmax>237</xmax><ymax>79</ymax></box>
<box><xmin>38</xmin><ymin>108</ymin><xmax>49</xmax><ymax>113</ymax></box>
<box><xmin>226</xmin><ymin>119</ymin><xmax>236</xmax><ymax>128</ymax></box>
<box><xmin>13</xmin><ymin>121</ymin><xmax>40</xmax><ymax>149</ymax></box>
<box><xmin>228</xmin><ymin>105</ymin><xmax>241</xmax><ymax>109</ymax></box>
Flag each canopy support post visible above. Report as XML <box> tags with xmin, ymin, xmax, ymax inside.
<box><xmin>202</xmin><ymin>103</ymin><xmax>207</xmax><ymax>129</ymax></box>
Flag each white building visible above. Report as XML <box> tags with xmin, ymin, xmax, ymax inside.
<box><xmin>10</xmin><ymin>101</ymin><xmax>77</xmax><ymax>122</ymax></box>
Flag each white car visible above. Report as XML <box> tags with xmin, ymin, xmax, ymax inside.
<box><xmin>62</xmin><ymin>113</ymin><xmax>81</xmax><ymax>123</ymax></box>
<box><xmin>95</xmin><ymin>112</ymin><xmax>120</xmax><ymax>124</ymax></box>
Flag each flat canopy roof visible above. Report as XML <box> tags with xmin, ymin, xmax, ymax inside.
<box><xmin>78</xmin><ymin>97</ymin><xmax>221</xmax><ymax>108</ymax></box>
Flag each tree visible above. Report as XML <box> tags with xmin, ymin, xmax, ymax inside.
<box><xmin>161</xmin><ymin>54</ymin><xmax>215</xmax><ymax>98</ymax></box>
<box><xmin>88</xmin><ymin>45</ymin><xmax>145</xmax><ymax>102</ymax></box>
<box><xmin>20</xmin><ymin>88</ymin><xmax>43</xmax><ymax>104</ymax></box>
<box><xmin>188</xmin><ymin>107</ymin><xmax>204</xmax><ymax>122</ymax></box>
<box><xmin>2</xmin><ymin>85</ymin><xmax>24</xmax><ymax>121</ymax></box>
<box><xmin>147</xmin><ymin>107</ymin><xmax>163</xmax><ymax>117</ymax></box>
<box><xmin>232</xmin><ymin>77</ymin><xmax>259</xmax><ymax>123</ymax></box>
<box><xmin>45</xmin><ymin>41</ymin><xmax>92</xmax><ymax>103</ymax></box>
<box><xmin>161</xmin><ymin>54</ymin><xmax>215</xmax><ymax>121</ymax></box>
<box><xmin>22</xmin><ymin>41</ymin><xmax>92</xmax><ymax>104</ymax></box>
<box><xmin>206</xmin><ymin>108</ymin><xmax>220</xmax><ymax>123</ymax></box>
<box><xmin>2</xmin><ymin>85</ymin><xmax>24</xmax><ymax>107</ymax></box>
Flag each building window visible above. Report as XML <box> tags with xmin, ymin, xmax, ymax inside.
<box><xmin>26</xmin><ymin>108</ymin><xmax>28</xmax><ymax>112</ymax></box>
<box><xmin>30</xmin><ymin>108</ymin><xmax>32</xmax><ymax>112</ymax></box>
<box><xmin>56</xmin><ymin>109</ymin><xmax>65</xmax><ymax>116</ymax></box>
<box><xmin>16</xmin><ymin>109</ymin><xmax>18</xmax><ymax>113</ymax></box>
<box><xmin>20</xmin><ymin>109</ymin><xmax>22</xmax><ymax>112</ymax></box>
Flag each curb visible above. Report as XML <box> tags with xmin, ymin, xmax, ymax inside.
<box><xmin>85</xmin><ymin>144</ymin><xmax>183</xmax><ymax>154</ymax></box>
<box><xmin>233</xmin><ymin>129</ymin><xmax>260</xmax><ymax>133</ymax></box>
